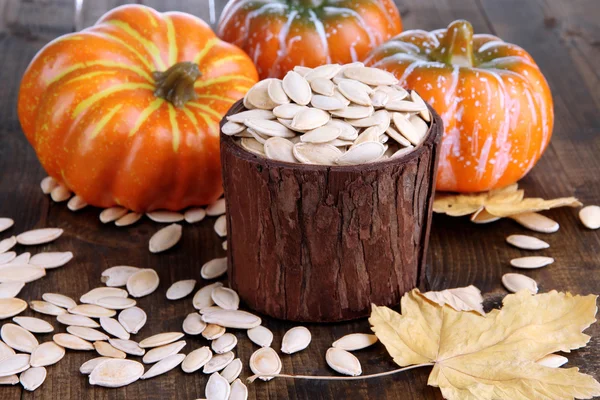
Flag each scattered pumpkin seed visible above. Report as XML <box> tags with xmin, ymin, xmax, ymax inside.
<box><xmin>126</xmin><ymin>269</ymin><xmax>160</xmax><ymax>298</ymax></box>
<box><xmin>537</xmin><ymin>354</ymin><xmax>568</xmax><ymax>368</ymax></box>
<box><xmin>101</xmin><ymin>266</ymin><xmax>140</xmax><ymax>287</ymax></box>
<box><xmin>66</xmin><ymin>326</ymin><xmax>109</xmax><ymax>342</ymax></box>
<box><xmin>203</xmin><ymin>351</ymin><xmax>235</xmax><ymax>374</ymax></box>
<box><xmin>69</xmin><ymin>304</ymin><xmax>116</xmax><ymax>318</ymax></box>
<box><xmin>79</xmin><ymin>357</ymin><xmax>111</xmax><ymax>375</ymax></box>
<box><xmin>56</xmin><ymin>313</ymin><xmax>99</xmax><ymax>328</ymax></box>
<box><xmin>88</xmin><ymin>359</ymin><xmax>144</xmax><ymax>387</ymax></box>
<box><xmin>149</xmin><ymin>224</ymin><xmax>182</xmax><ymax>253</ymax></box>
<box><xmin>510</xmin><ymin>212</ymin><xmax>559</xmax><ymax>233</ymax></box>
<box><xmin>247</xmin><ymin>326</ymin><xmax>273</xmax><ymax>348</ymax></box>
<box><xmin>141</xmin><ymin>353</ymin><xmax>185</xmax><ymax>380</ymax></box>
<box><xmin>29</xmin><ymin>342</ymin><xmax>65</xmax><ymax>368</ymax></box>
<box><xmin>325</xmin><ymin>347</ymin><xmax>362</xmax><ymax>376</ymax></box>
<box><xmin>118</xmin><ymin>306</ymin><xmax>147</xmax><ymax>334</ymax></box>
<box><xmin>0</xmin><ymin>298</ymin><xmax>27</xmax><ymax>319</ymax></box>
<box><xmin>0</xmin><ymin>236</ymin><xmax>17</xmax><ymax>253</ymax></box>
<box><xmin>20</xmin><ymin>366</ymin><xmax>46</xmax><ymax>391</ymax></box>
<box><xmin>0</xmin><ymin>282</ymin><xmax>24</xmax><ymax>299</ymax></box>
<box><xmin>99</xmin><ymin>207</ymin><xmax>128</xmax><ymax>223</ymax></box>
<box><xmin>94</xmin><ymin>341</ymin><xmax>126</xmax><ymax>359</ymax></box>
<box><xmin>67</xmin><ymin>196</ymin><xmax>88</xmax><ymax>212</ymax></box>
<box><xmin>1</xmin><ymin>323</ymin><xmax>38</xmax><ymax>352</ymax></box>
<box><xmin>12</xmin><ymin>317</ymin><xmax>53</xmax><ymax>334</ymax></box>
<box><xmin>281</xmin><ymin>326</ymin><xmax>312</xmax><ymax>354</ymax></box>
<box><xmin>184</xmin><ymin>207</ymin><xmax>206</xmax><ymax>223</ymax></box>
<box><xmin>99</xmin><ymin>317</ymin><xmax>130</xmax><ymax>340</ymax></box>
<box><xmin>182</xmin><ymin>313</ymin><xmax>206</xmax><ymax>335</ymax></box>
<box><xmin>579</xmin><ymin>205</ymin><xmax>600</xmax><ymax>230</ymax></box>
<box><xmin>211</xmin><ymin>333</ymin><xmax>237</xmax><ymax>354</ymax></box>
<box><xmin>139</xmin><ymin>332</ymin><xmax>184</xmax><ymax>349</ymax></box>
<box><xmin>53</xmin><ymin>333</ymin><xmax>94</xmax><ymax>351</ymax></box>
<box><xmin>502</xmin><ymin>273</ymin><xmax>538</xmax><ymax>294</ymax></box>
<box><xmin>0</xmin><ymin>265</ymin><xmax>46</xmax><ymax>283</ymax></box>
<box><xmin>229</xmin><ymin>378</ymin><xmax>249</xmax><ymax>400</ymax></box>
<box><xmin>29</xmin><ymin>300</ymin><xmax>64</xmax><ymax>316</ymax></box>
<box><xmin>142</xmin><ymin>341</ymin><xmax>186</xmax><ymax>364</ymax></box>
<box><xmin>510</xmin><ymin>256</ymin><xmax>554</xmax><ymax>269</ymax></box>
<box><xmin>182</xmin><ymin>346</ymin><xmax>212</xmax><ymax>373</ymax></box>
<box><xmin>108</xmin><ymin>338</ymin><xmax>145</xmax><ymax>356</ymax></box>
<box><xmin>115</xmin><ymin>212</ymin><xmax>142</xmax><ymax>227</ymax></box>
<box><xmin>0</xmin><ymin>354</ymin><xmax>31</xmax><ymax>377</ymax></box>
<box><xmin>42</xmin><ymin>293</ymin><xmax>77</xmax><ymax>309</ymax></box>
<box><xmin>40</xmin><ymin>177</ymin><xmax>57</xmax><ymax>195</ymax></box>
<box><xmin>202</xmin><ymin>310</ymin><xmax>261</xmax><ymax>329</ymax></box>
<box><xmin>204</xmin><ymin>372</ymin><xmax>231</xmax><ymax>399</ymax></box>
<box><xmin>249</xmin><ymin>347</ymin><xmax>282</xmax><ymax>381</ymax></box>
<box><xmin>332</xmin><ymin>333</ymin><xmax>378</xmax><ymax>351</ymax></box>
<box><xmin>50</xmin><ymin>184</ymin><xmax>71</xmax><ymax>202</ymax></box>
<box><xmin>211</xmin><ymin>287</ymin><xmax>239</xmax><ymax>310</ymax></box>
<box><xmin>202</xmin><ymin>324</ymin><xmax>226</xmax><ymax>340</ymax></box>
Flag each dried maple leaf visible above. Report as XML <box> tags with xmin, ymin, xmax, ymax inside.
<box><xmin>370</xmin><ymin>289</ymin><xmax>600</xmax><ymax>400</ymax></box>
<box><xmin>485</xmin><ymin>197</ymin><xmax>582</xmax><ymax>217</ymax></box>
<box><xmin>420</xmin><ymin>285</ymin><xmax>484</xmax><ymax>315</ymax></box>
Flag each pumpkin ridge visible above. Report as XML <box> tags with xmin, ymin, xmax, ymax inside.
<box><xmin>128</xmin><ymin>98</ymin><xmax>164</xmax><ymax>138</ymax></box>
<box><xmin>72</xmin><ymin>82</ymin><xmax>154</xmax><ymax>119</ymax></box>
<box><xmin>104</xmin><ymin>19</ymin><xmax>167</xmax><ymax>70</ymax></box>
<box><xmin>89</xmin><ymin>30</ymin><xmax>156</xmax><ymax>72</ymax></box>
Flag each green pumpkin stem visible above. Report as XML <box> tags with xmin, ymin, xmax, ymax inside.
<box><xmin>442</xmin><ymin>20</ymin><xmax>475</xmax><ymax>68</ymax></box>
<box><xmin>153</xmin><ymin>62</ymin><xmax>201</xmax><ymax>108</ymax></box>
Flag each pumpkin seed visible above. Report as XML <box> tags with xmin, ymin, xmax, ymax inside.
<box><xmin>126</xmin><ymin>269</ymin><xmax>160</xmax><ymax>298</ymax></box>
<box><xmin>20</xmin><ymin>366</ymin><xmax>46</xmax><ymax>391</ymax></box>
<box><xmin>327</xmin><ymin>119</ymin><xmax>358</xmax><ymax>140</ymax></box>
<box><xmin>386</xmin><ymin>99</ymin><xmax>428</xmax><ymax>113</ymax></box>
<box><xmin>79</xmin><ymin>357</ymin><xmax>111</xmax><ymax>375</ymax></box>
<box><xmin>30</xmin><ymin>252</ymin><xmax>73</xmax><ymax>269</ymax></box>
<box><xmin>184</xmin><ymin>207</ymin><xmax>206</xmax><ymax>223</ymax></box>
<box><xmin>99</xmin><ymin>207</ymin><xmax>128</xmax><ymax>223</ymax></box>
<box><xmin>146</xmin><ymin>210</ymin><xmax>184</xmax><ymax>223</ymax></box>
<box><xmin>471</xmin><ymin>209</ymin><xmax>502</xmax><ymax>224</ymax></box>
<box><xmin>293</xmin><ymin>143</ymin><xmax>342</xmax><ymax>165</ymax></box>
<box><xmin>371</xmin><ymin>90</ymin><xmax>389</xmax><ymax>108</ymax></box>
<box><xmin>410</xmin><ymin>114</ymin><xmax>429</xmax><ymax>140</ymax></box>
<box><xmin>211</xmin><ymin>333</ymin><xmax>237</xmax><ymax>354</ymax></box>
<box><xmin>410</xmin><ymin>91</ymin><xmax>431</xmax><ymax>122</ymax></box>
<box><xmin>40</xmin><ymin>177</ymin><xmax>57</xmax><ymax>195</ymax></box>
<box><xmin>149</xmin><ymin>224</ymin><xmax>182</xmax><ymax>253</ymax></box>
<box><xmin>0</xmin><ymin>375</ymin><xmax>18</xmax><ymax>386</ymax></box>
<box><xmin>244</xmin><ymin>119</ymin><xmax>295</xmax><ymax>138</ymax></box>
<box><xmin>264</xmin><ymin>137</ymin><xmax>296</xmax><ymax>163</ymax></box>
<box><xmin>182</xmin><ymin>313</ymin><xmax>207</xmax><ymax>335</ymax></box>
<box><xmin>200</xmin><ymin>306</ymin><xmax>225</xmax><ymax>315</ymax></box>
<box><xmin>230</xmin><ymin>378</ymin><xmax>248</xmax><ymax>400</ymax></box>
<box><xmin>50</xmin><ymin>184</ymin><xmax>71</xmax><ymax>202</ymax></box>
<box><xmin>143</xmin><ymin>340</ymin><xmax>186</xmax><ymax>364</ymax></box>
<box><xmin>201</xmin><ymin>258</ymin><xmax>228</xmax><ymax>280</ymax></box>
<box><xmin>247</xmin><ymin>326</ymin><xmax>273</xmax><ymax>348</ymax></box>
<box><xmin>88</xmin><ymin>359</ymin><xmax>144</xmax><ymax>387</ymax></box>
<box><xmin>66</xmin><ymin>326</ymin><xmax>109</xmax><ymax>342</ymax></box>
<box><xmin>214</xmin><ymin>215</ymin><xmax>227</xmax><ymax>237</ymax></box>
<box><xmin>293</xmin><ymin>66</ymin><xmax>312</xmax><ymax>76</ymax></box>
<box><xmin>101</xmin><ymin>266</ymin><xmax>140</xmax><ymax>287</ymax></box>
<box><xmin>0</xmin><ymin>340</ymin><xmax>15</xmax><ymax>359</ymax></box>
<box><xmin>353</xmin><ymin>126</ymin><xmax>382</xmax><ymax>146</ymax></box>
<box><xmin>67</xmin><ymin>195</ymin><xmax>88</xmax><ymax>211</ymax></box>
<box><xmin>241</xmin><ymin>137</ymin><xmax>265</xmax><ymax>155</ymax></box>
<box><xmin>273</xmin><ymin>104</ymin><xmax>308</xmax><ymax>119</ymax></box>
<box><xmin>182</xmin><ymin>346</ymin><xmax>212</xmax><ymax>373</ymax></box>
<box><xmin>227</xmin><ymin>109</ymin><xmax>275</xmax><ymax>123</ymax></box>
<box><xmin>282</xmin><ymin>71</ymin><xmax>311</xmax><ymax>105</ymax></box>
<box><xmin>337</xmin><ymin>79</ymin><xmax>372</xmax><ymax>106</ymax></box>
<box><xmin>268</xmin><ymin>79</ymin><xmax>290</xmax><ymax>104</ymax></box>
<box><xmin>244</xmin><ymin>79</ymin><xmax>278</xmax><ymax>110</ymax></box>
<box><xmin>300</xmin><ymin>124</ymin><xmax>341</xmax><ymax>144</ymax></box>
<box><xmin>0</xmin><ymin>264</ymin><xmax>46</xmax><ymax>284</ymax></box>
<box><xmin>392</xmin><ymin>112</ymin><xmax>421</xmax><ymax>145</ymax></box>
<box><xmin>0</xmin><ymin>298</ymin><xmax>27</xmax><ymax>319</ymax></box>
<box><xmin>337</xmin><ymin>141</ymin><xmax>385</xmax><ymax>165</ymax></box>
<box><xmin>115</xmin><ymin>212</ymin><xmax>142</xmax><ymax>226</ymax></box>
<box><xmin>202</xmin><ymin>324</ymin><xmax>226</xmax><ymax>340</ymax></box>
<box><xmin>330</xmin><ymin>105</ymin><xmax>374</xmax><ymax>119</ymax></box>
<box><xmin>281</xmin><ymin>326</ymin><xmax>311</xmax><ymax>354</ymax></box>
<box><xmin>203</xmin><ymin>351</ymin><xmax>234</xmax><ymax>374</ymax></box>
<box><xmin>326</xmin><ymin>347</ymin><xmax>362</xmax><ymax>376</ymax></box>
<box><xmin>1</xmin><ymin>323</ymin><xmax>38</xmax><ymax>352</ymax></box>
<box><xmin>100</xmin><ymin>317</ymin><xmax>130</xmax><ymax>340</ymax></box>
<box><xmin>29</xmin><ymin>300</ymin><xmax>64</xmax><ymax>316</ymax></box>
<box><xmin>537</xmin><ymin>354</ymin><xmax>568</xmax><ymax>368</ymax></box>
<box><xmin>248</xmin><ymin>128</ymin><xmax>270</xmax><ymax>144</ymax></box>
<box><xmin>201</xmin><ymin>310</ymin><xmax>261</xmax><ymax>329</ymax></box>
<box><xmin>579</xmin><ymin>205</ymin><xmax>600</xmax><ymax>230</ymax></box>
<box><xmin>304</xmin><ymin>64</ymin><xmax>342</xmax><ymax>82</ymax></box>
<box><xmin>193</xmin><ymin>282</ymin><xmax>223</xmax><ymax>309</ymax></box>
<box><xmin>29</xmin><ymin>342</ymin><xmax>65</xmax><ymax>367</ymax></box>
<box><xmin>502</xmin><ymin>273</ymin><xmax>538</xmax><ymax>294</ymax></box>
<box><xmin>221</xmin><ymin>358</ymin><xmax>243</xmax><ymax>383</ymax></box>
<box><xmin>53</xmin><ymin>333</ymin><xmax>93</xmax><ymax>351</ymax></box>
<box><xmin>0</xmin><ymin>252</ymin><xmax>16</xmax><ymax>265</ymax></box>
<box><xmin>0</xmin><ymin>236</ymin><xmax>16</xmax><ymax>253</ymax></box>
<box><xmin>222</xmin><ymin>121</ymin><xmax>246</xmax><ymax>136</ymax></box>
<box><xmin>332</xmin><ymin>333</ymin><xmax>378</xmax><ymax>351</ymax></box>
<box><xmin>12</xmin><ymin>317</ymin><xmax>53</xmax><ymax>334</ymax></box>
<box><xmin>506</xmin><ymin>235</ymin><xmax>550</xmax><ymax>250</ymax></box>
<box><xmin>511</xmin><ymin>212</ymin><xmax>559</xmax><ymax>233</ymax></box>
<box><xmin>211</xmin><ymin>287</ymin><xmax>240</xmax><ymax>310</ymax></box>
<box><xmin>344</xmin><ymin>66</ymin><xmax>398</xmax><ymax>86</ymax></box>
<box><xmin>166</xmin><ymin>279</ymin><xmax>196</xmax><ymax>300</ymax></box>
<box><xmin>391</xmin><ymin>146</ymin><xmax>415</xmax><ymax>158</ymax></box>
<box><xmin>249</xmin><ymin>347</ymin><xmax>281</xmax><ymax>381</ymax></box>
<box><xmin>292</xmin><ymin>108</ymin><xmax>330</xmax><ymax>131</ymax></box>
<box><xmin>310</xmin><ymin>77</ymin><xmax>335</xmax><ymax>96</ymax></box>
<box><xmin>109</xmin><ymin>338</ymin><xmax>145</xmax><ymax>356</ymax></box>
<box><xmin>206</xmin><ymin>198</ymin><xmax>226</xmax><ymax>217</ymax></box>
<box><xmin>0</xmin><ymin>354</ymin><xmax>30</xmax><ymax>377</ymax></box>
<box><xmin>332</xmin><ymin>87</ymin><xmax>351</xmax><ymax>107</ymax></box>
<box><xmin>56</xmin><ymin>313</ymin><xmax>99</xmax><ymax>328</ymax></box>
<box><xmin>18</xmin><ymin>228</ymin><xmax>64</xmax><ymax>246</ymax></box>
<box><xmin>510</xmin><ymin>256</ymin><xmax>554</xmax><ymax>269</ymax></box>
<box><xmin>139</xmin><ymin>332</ymin><xmax>184</xmax><ymax>349</ymax></box>
<box><xmin>205</xmin><ymin>372</ymin><xmax>231</xmax><ymax>399</ymax></box>
<box><xmin>0</xmin><ymin>282</ymin><xmax>24</xmax><ymax>299</ymax></box>
<box><xmin>118</xmin><ymin>306</ymin><xmax>147</xmax><ymax>334</ymax></box>
<box><xmin>94</xmin><ymin>341</ymin><xmax>126</xmax><ymax>359</ymax></box>
<box><xmin>95</xmin><ymin>296</ymin><xmax>136</xmax><ymax>310</ymax></box>
<box><xmin>42</xmin><ymin>292</ymin><xmax>77</xmax><ymax>309</ymax></box>
<box><xmin>69</xmin><ymin>304</ymin><xmax>116</xmax><ymax>318</ymax></box>
<box><xmin>141</xmin><ymin>353</ymin><xmax>185</xmax><ymax>380</ymax></box>
<box><xmin>310</xmin><ymin>94</ymin><xmax>345</xmax><ymax>111</ymax></box>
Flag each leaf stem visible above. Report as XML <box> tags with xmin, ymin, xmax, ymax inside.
<box><xmin>247</xmin><ymin>363</ymin><xmax>434</xmax><ymax>383</ymax></box>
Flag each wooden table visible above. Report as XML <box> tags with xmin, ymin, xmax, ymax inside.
<box><xmin>0</xmin><ymin>0</ymin><xmax>598</xmax><ymax>399</ymax></box>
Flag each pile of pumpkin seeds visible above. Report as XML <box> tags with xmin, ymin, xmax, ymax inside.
<box><xmin>222</xmin><ymin>63</ymin><xmax>431</xmax><ymax>165</ymax></box>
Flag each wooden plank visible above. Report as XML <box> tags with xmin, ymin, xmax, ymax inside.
<box><xmin>0</xmin><ymin>0</ymin><xmax>74</xmax><ymax>40</ymax></box>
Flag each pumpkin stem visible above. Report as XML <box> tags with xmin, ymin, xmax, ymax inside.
<box><xmin>291</xmin><ymin>0</ymin><xmax>324</xmax><ymax>7</ymax></box>
<box><xmin>441</xmin><ymin>20</ymin><xmax>475</xmax><ymax>68</ymax></box>
<box><xmin>153</xmin><ymin>62</ymin><xmax>201</xmax><ymax>108</ymax></box>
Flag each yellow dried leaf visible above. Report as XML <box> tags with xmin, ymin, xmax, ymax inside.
<box><xmin>485</xmin><ymin>197</ymin><xmax>582</xmax><ymax>217</ymax></box>
<box><xmin>370</xmin><ymin>289</ymin><xmax>600</xmax><ymax>400</ymax></box>
<box><xmin>420</xmin><ymin>285</ymin><xmax>484</xmax><ymax>315</ymax></box>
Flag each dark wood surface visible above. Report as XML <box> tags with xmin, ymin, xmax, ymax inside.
<box><xmin>0</xmin><ymin>0</ymin><xmax>598</xmax><ymax>399</ymax></box>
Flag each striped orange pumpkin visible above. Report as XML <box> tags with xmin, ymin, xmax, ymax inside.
<box><xmin>18</xmin><ymin>5</ymin><xmax>258</xmax><ymax>211</ymax></box>
<box><xmin>217</xmin><ymin>0</ymin><xmax>402</xmax><ymax>79</ymax></box>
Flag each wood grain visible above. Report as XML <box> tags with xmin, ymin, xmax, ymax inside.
<box><xmin>0</xmin><ymin>0</ymin><xmax>598</xmax><ymax>399</ymax></box>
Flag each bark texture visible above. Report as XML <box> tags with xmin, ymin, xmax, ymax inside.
<box><xmin>221</xmin><ymin>100</ymin><xmax>443</xmax><ymax>322</ymax></box>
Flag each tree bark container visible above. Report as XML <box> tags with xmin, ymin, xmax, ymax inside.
<box><xmin>220</xmin><ymin>100</ymin><xmax>443</xmax><ymax>322</ymax></box>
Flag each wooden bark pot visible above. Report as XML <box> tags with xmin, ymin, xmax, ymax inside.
<box><xmin>220</xmin><ymin>100</ymin><xmax>443</xmax><ymax>322</ymax></box>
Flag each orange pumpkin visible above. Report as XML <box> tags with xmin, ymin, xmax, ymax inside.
<box><xmin>18</xmin><ymin>5</ymin><xmax>258</xmax><ymax>211</ymax></box>
<box><xmin>217</xmin><ymin>0</ymin><xmax>402</xmax><ymax>79</ymax></box>
<box><xmin>365</xmin><ymin>20</ymin><xmax>554</xmax><ymax>193</ymax></box>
